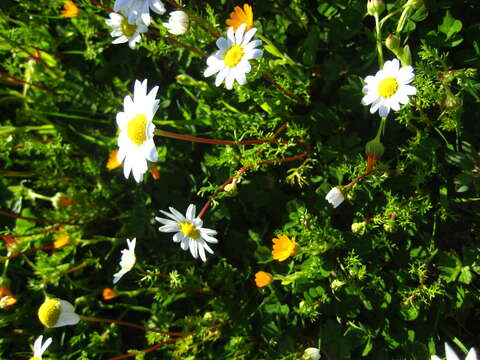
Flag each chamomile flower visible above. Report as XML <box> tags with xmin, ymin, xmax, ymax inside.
<box><xmin>325</xmin><ymin>187</ymin><xmax>345</xmax><ymax>208</ymax></box>
<box><xmin>37</xmin><ymin>298</ymin><xmax>80</xmax><ymax>328</ymax></box>
<box><xmin>105</xmin><ymin>12</ymin><xmax>148</xmax><ymax>50</ymax></box>
<box><xmin>204</xmin><ymin>23</ymin><xmax>263</xmax><ymax>90</ymax></box>
<box><xmin>116</xmin><ymin>79</ymin><xmax>159</xmax><ymax>183</ymax></box>
<box><xmin>431</xmin><ymin>343</ymin><xmax>477</xmax><ymax>360</ymax></box>
<box><xmin>163</xmin><ymin>11</ymin><xmax>189</xmax><ymax>35</ymax></box>
<box><xmin>361</xmin><ymin>58</ymin><xmax>417</xmax><ymax>117</ymax></box>
<box><xmin>30</xmin><ymin>335</ymin><xmax>52</xmax><ymax>360</ymax></box>
<box><xmin>113</xmin><ymin>238</ymin><xmax>136</xmax><ymax>284</ymax></box>
<box><xmin>155</xmin><ymin>204</ymin><xmax>218</xmax><ymax>262</ymax></box>
<box><xmin>114</xmin><ymin>0</ymin><xmax>166</xmax><ymax>26</ymax></box>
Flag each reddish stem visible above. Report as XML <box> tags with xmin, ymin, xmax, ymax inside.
<box><xmin>0</xmin><ymin>72</ymin><xmax>54</xmax><ymax>93</ymax></box>
<box><xmin>344</xmin><ymin>170</ymin><xmax>373</xmax><ymax>188</ymax></box>
<box><xmin>261</xmin><ymin>74</ymin><xmax>308</xmax><ymax>105</ymax></box>
<box><xmin>156</xmin><ymin>129</ymin><xmax>277</xmax><ymax>146</ymax></box>
<box><xmin>107</xmin><ymin>337</ymin><xmax>186</xmax><ymax>360</ymax></box>
<box><xmin>0</xmin><ymin>209</ymin><xmax>52</xmax><ymax>224</ymax></box>
<box><xmin>42</xmin><ymin>261</ymin><xmax>87</xmax><ymax>284</ymax></box>
<box><xmin>4</xmin><ymin>245</ymin><xmax>55</xmax><ymax>260</ymax></box>
<box><xmin>90</xmin><ymin>0</ymin><xmax>113</xmax><ymax>12</ymax></box>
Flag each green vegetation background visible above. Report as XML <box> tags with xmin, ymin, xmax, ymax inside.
<box><xmin>0</xmin><ymin>0</ymin><xmax>479</xmax><ymax>358</ymax></box>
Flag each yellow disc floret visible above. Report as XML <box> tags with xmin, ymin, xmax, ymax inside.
<box><xmin>29</xmin><ymin>357</ymin><xmax>41</xmax><ymax>360</ymax></box>
<box><xmin>378</xmin><ymin>77</ymin><xmax>399</xmax><ymax>98</ymax></box>
<box><xmin>38</xmin><ymin>298</ymin><xmax>61</xmax><ymax>328</ymax></box>
<box><xmin>224</xmin><ymin>45</ymin><xmax>244</xmax><ymax>67</ymax></box>
<box><xmin>179</xmin><ymin>222</ymin><xmax>201</xmax><ymax>239</ymax></box>
<box><xmin>121</xmin><ymin>19</ymin><xmax>137</xmax><ymax>37</ymax></box>
<box><xmin>126</xmin><ymin>114</ymin><xmax>148</xmax><ymax>146</ymax></box>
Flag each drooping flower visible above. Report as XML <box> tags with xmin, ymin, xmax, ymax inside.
<box><xmin>155</xmin><ymin>204</ymin><xmax>218</xmax><ymax>262</ymax></box>
<box><xmin>37</xmin><ymin>298</ymin><xmax>80</xmax><ymax>328</ymax></box>
<box><xmin>107</xmin><ymin>149</ymin><xmax>123</xmax><ymax>170</ymax></box>
<box><xmin>149</xmin><ymin>165</ymin><xmax>160</xmax><ymax>180</ymax></box>
<box><xmin>254</xmin><ymin>271</ymin><xmax>272</xmax><ymax>287</ymax></box>
<box><xmin>102</xmin><ymin>288</ymin><xmax>118</xmax><ymax>301</ymax></box>
<box><xmin>62</xmin><ymin>0</ymin><xmax>79</xmax><ymax>18</ymax></box>
<box><xmin>325</xmin><ymin>187</ymin><xmax>345</xmax><ymax>208</ymax></box>
<box><xmin>226</xmin><ymin>4</ymin><xmax>254</xmax><ymax>31</ymax></box>
<box><xmin>30</xmin><ymin>335</ymin><xmax>52</xmax><ymax>360</ymax></box>
<box><xmin>114</xmin><ymin>0</ymin><xmax>166</xmax><ymax>26</ymax></box>
<box><xmin>431</xmin><ymin>343</ymin><xmax>477</xmax><ymax>360</ymax></box>
<box><xmin>0</xmin><ymin>286</ymin><xmax>17</xmax><ymax>308</ymax></box>
<box><xmin>163</xmin><ymin>10</ymin><xmax>189</xmax><ymax>35</ymax></box>
<box><xmin>105</xmin><ymin>12</ymin><xmax>148</xmax><ymax>50</ymax></box>
<box><xmin>304</xmin><ymin>347</ymin><xmax>321</xmax><ymax>360</ymax></box>
<box><xmin>113</xmin><ymin>238</ymin><xmax>136</xmax><ymax>284</ymax></box>
<box><xmin>361</xmin><ymin>58</ymin><xmax>417</xmax><ymax>117</ymax></box>
<box><xmin>116</xmin><ymin>79</ymin><xmax>159</xmax><ymax>182</ymax></box>
<box><xmin>204</xmin><ymin>23</ymin><xmax>263</xmax><ymax>90</ymax></box>
<box><xmin>272</xmin><ymin>235</ymin><xmax>298</xmax><ymax>262</ymax></box>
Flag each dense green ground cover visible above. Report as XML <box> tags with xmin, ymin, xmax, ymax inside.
<box><xmin>1</xmin><ymin>0</ymin><xmax>479</xmax><ymax>358</ymax></box>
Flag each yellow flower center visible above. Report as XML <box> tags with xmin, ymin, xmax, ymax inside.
<box><xmin>126</xmin><ymin>114</ymin><xmax>148</xmax><ymax>146</ymax></box>
<box><xmin>29</xmin><ymin>357</ymin><xmax>41</xmax><ymax>360</ymax></box>
<box><xmin>378</xmin><ymin>77</ymin><xmax>398</xmax><ymax>98</ymax></box>
<box><xmin>38</xmin><ymin>298</ymin><xmax>61</xmax><ymax>328</ymax></box>
<box><xmin>224</xmin><ymin>45</ymin><xmax>244</xmax><ymax>67</ymax></box>
<box><xmin>179</xmin><ymin>222</ymin><xmax>200</xmax><ymax>239</ymax></box>
<box><xmin>121</xmin><ymin>19</ymin><xmax>137</xmax><ymax>37</ymax></box>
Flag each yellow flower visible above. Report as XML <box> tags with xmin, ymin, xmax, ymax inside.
<box><xmin>226</xmin><ymin>4</ymin><xmax>253</xmax><ymax>31</ymax></box>
<box><xmin>254</xmin><ymin>271</ymin><xmax>272</xmax><ymax>288</ymax></box>
<box><xmin>62</xmin><ymin>0</ymin><xmax>79</xmax><ymax>18</ymax></box>
<box><xmin>53</xmin><ymin>230</ymin><xmax>69</xmax><ymax>249</ymax></box>
<box><xmin>102</xmin><ymin>288</ymin><xmax>117</xmax><ymax>301</ymax></box>
<box><xmin>0</xmin><ymin>286</ymin><xmax>17</xmax><ymax>308</ymax></box>
<box><xmin>272</xmin><ymin>235</ymin><xmax>298</xmax><ymax>262</ymax></box>
<box><xmin>106</xmin><ymin>149</ymin><xmax>123</xmax><ymax>170</ymax></box>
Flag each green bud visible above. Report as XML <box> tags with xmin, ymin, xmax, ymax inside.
<box><xmin>367</xmin><ymin>0</ymin><xmax>385</xmax><ymax>16</ymax></box>
<box><xmin>399</xmin><ymin>45</ymin><xmax>412</xmax><ymax>66</ymax></box>
<box><xmin>385</xmin><ymin>34</ymin><xmax>401</xmax><ymax>52</ymax></box>
<box><xmin>175</xmin><ymin>74</ymin><xmax>199</xmax><ymax>86</ymax></box>
<box><xmin>365</xmin><ymin>138</ymin><xmax>385</xmax><ymax>159</ymax></box>
<box><xmin>351</xmin><ymin>221</ymin><xmax>367</xmax><ymax>234</ymax></box>
<box><xmin>331</xmin><ymin>279</ymin><xmax>346</xmax><ymax>291</ymax></box>
<box><xmin>224</xmin><ymin>182</ymin><xmax>238</xmax><ymax>197</ymax></box>
<box><xmin>443</xmin><ymin>89</ymin><xmax>462</xmax><ymax>110</ymax></box>
<box><xmin>383</xmin><ymin>220</ymin><xmax>397</xmax><ymax>233</ymax></box>
<box><xmin>406</xmin><ymin>0</ymin><xmax>424</xmax><ymax>8</ymax></box>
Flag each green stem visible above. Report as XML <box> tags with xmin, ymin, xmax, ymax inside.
<box><xmin>375</xmin><ymin>117</ymin><xmax>387</xmax><ymax>140</ymax></box>
<box><xmin>379</xmin><ymin>6</ymin><xmax>405</xmax><ymax>28</ymax></box>
<box><xmin>374</xmin><ymin>14</ymin><xmax>384</xmax><ymax>68</ymax></box>
<box><xmin>396</xmin><ymin>6</ymin><xmax>411</xmax><ymax>33</ymax></box>
<box><xmin>155</xmin><ymin>129</ymin><xmax>276</xmax><ymax>146</ymax></box>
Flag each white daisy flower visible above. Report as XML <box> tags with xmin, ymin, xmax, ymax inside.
<box><xmin>163</xmin><ymin>10</ymin><xmax>189</xmax><ymax>35</ymax></box>
<box><xmin>31</xmin><ymin>335</ymin><xmax>52</xmax><ymax>360</ymax></box>
<box><xmin>431</xmin><ymin>343</ymin><xmax>477</xmax><ymax>360</ymax></box>
<box><xmin>304</xmin><ymin>347</ymin><xmax>321</xmax><ymax>360</ymax></box>
<box><xmin>204</xmin><ymin>23</ymin><xmax>263</xmax><ymax>90</ymax></box>
<box><xmin>113</xmin><ymin>238</ymin><xmax>137</xmax><ymax>284</ymax></box>
<box><xmin>116</xmin><ymin>79</ymin><xmax>159</xmax><ymax>183</ymax></box>
<box><xmin>105</xmin><ymin>12</ymin><xmax>148</xmax><ymax>50</ymax></box>
<box><xmin>325</xmin><ymin>187</ymin><xmax>345</xmax><ymax>208</ymax></box>
<box><xmin>155</xmin><ymin>204</ymin><xmax>218</xmax><ymax>262</ymax></box>
<box><xmin>37</xmin><ymin>298</ymin><xmax>80</xmax><ymax>328</ymax></box>
<box><xmin>114</xmin><ymin>0</ymin><xmax>166</xmax><ymax>26</ymax></box>
<box><xmin>361</xmin><ymin>58</ymin><xmax>417</xmax><ymax>117</ymax></box>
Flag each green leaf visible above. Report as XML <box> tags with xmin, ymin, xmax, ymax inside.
<box><xmin>438</xmin><ymin>11</ymin><xmax>462</xmax><ymax>40</ymax></box>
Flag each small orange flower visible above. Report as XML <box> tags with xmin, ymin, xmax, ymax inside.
<box><xmin>106</xmin><ymin>149</ymin><xmax>123</xmax><ymax>170</ymax></box>
<box><xmin>0</xmin><ymin>286</ymin><xmax>17</xmax><ymax>308</ymax></box>
<box><xmin>62</xmin><ymin>0</ymin><xmax>79</xmax><ymax>18</ymax></box>
<box><xmin>272</xmin><ymin>235</ymin><xmax>298</xmax><ymax>262</ymax></box>
<box><xmin>149</xmin><ymin>166</ymin><xmax>160</xmax><ymax>180</ymax></box>
<box><xmin>255</xmin><ymin>271</ymin><xmax>272</xmax><ymax>288</ymax></box>
<box><xmin>102</xmin><ymin>288</ymin><xmax>117</xmax><ymax>301</ymax></box>
<box><xmin>2</xmin><ymin>235</ymin><xmax>18</xmax><ymax>250</ymax></box>
<box><xmin>226</xmin><ymin>4</ymin><xmax>254</xmax><ymax>31</ymax></box>
<box><xmin>53</xmin><ymin>230</ymin><xmax>69</xmax><ymax>249</ymax></box>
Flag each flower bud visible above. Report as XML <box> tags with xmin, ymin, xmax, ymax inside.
<box><xmin>176</xmin><ymin>74</ymin><xmax>199</xmax><ymax>86</ymax></box>
<box><xmin>304</xmin><ymin>347</ymin><xmax>321</xmax><ymax>360</ymax></box>
<box><xmin>325</xmin><ymin>187</ymin><xmax>345</xmax><ymax>208</ymax></box>
<box><xmin>351</xmin><ymin>221</ymin><xmax>367</xmax><ymax>234</ymax></box>
<box><xmin>385</xmin><ymin>34</ymin><xmax>401</xmax><ymax>52</ymax></box>
<box><xmin>383</xmin><ymin>220</ymin><xmax>397</xmax><ymax>233</ymax></box>
<box><xmin>330</xmin><ymin>279</ymin><xmax>346</xmax><ymax>291</ymax></box>
<box><xmin>51</xmin><ymin>192</ymin><xmax>71</xmax><ymax>210</ymax></box>
<box><xmin>224</xmin><ymin>182</ymin><xmax>238</xmax><ymax>197</ymax></box>
<box><xmin>367</xmin><ymin>0</ymin><xmax>385</xmax><ymax>16</ymax></box>
<box><xmin>365</xmin><ymin>138</ymin><xmax>384</xmax><ymax>172</ymax></box>
<box><xmin>406</xmin><ymin>0</ymin><xmax>424</xmax><ymax>8</ymax></box>
<box><xmin>163</xmin><ymin>10</ymin><xmax>189</xmax><ymax>35</ymax></box>
<box><xmin>102</xmin><ymin>288</ymin><xmax>117</xmax><ymax>301</ymax></box>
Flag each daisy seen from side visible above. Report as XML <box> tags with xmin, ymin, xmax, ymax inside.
<box><xmin>361</xmin><ymin>58</ymin><xmax>417</xmax><ymax>117</ymax></box>
<box><xmin>204</xmin><ymin>23</ymin><xmax>263</xmax><ymax>90</ymax></box>
<box><xmin>114</xmin><ymin>0</ymin><xmax>166</xmax><ymax>26</ymax></box>
<box><xmin>105</xmin><ymin>12</ymin><xmax>148</xmax><ymax>50</ymax></box>
<box><xmin>155</xmin><ymin>204</ymin><xmax>218</xmax><ymax>262</ymax></box>
<box><xmin>226</xmin><ymin>3</ymin><xmax>254</xmax><ymax>31</ymax></box>
<box><xmin>113</xmin><ymin>238</ymin><xmax>136</xmax><ymax>284</ymax></box>
<box><xmin>116</xmin><ymin>79</ymin><xmax>159</xmax><ymax>183</ymax></box>
<box><xmin>37</xmin><ymin>298</ymin><xmax>80</xmax><ymax>328</ymax></box>
<box><xmin>30</xmin><ymin>335</ymin><xmax>52</xmax><ymax>360</ymax></box>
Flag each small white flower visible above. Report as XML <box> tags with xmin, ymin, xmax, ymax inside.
<box><xmin>32</xmin><ymin>335</ymin><xmax>52</xmax><ymax>360</ymax></box>
<box><xmin>163</xmin><ymin>10</ymin><xmax>189</xmax><ymax>35</ymax></box>
<box><xmin>116</xmin><ymin>79</ymin><xmax>159</xmax><ymax>182</ymax></box>
<box><xmin>204</xmin><ymin>23</ymin><xmax>263</xmax><ymax>90</ymax></box>
<box><xmin>325</xmin><ymin>187</ymin><xmax>345</xmax><ymax>208</ymax></box>
<box><xmin>37</xmin><ymin>298</ymin><xmax>80</xmax><ymax>328</ymax></box>
<box><xmin>304</xmin><ymin>347</ymin><xmax>321</xmax><ymax>360</ymax></box>
<box><xmin>114</xmin><ymin>0</ymin><xmax>166</xmax><ymax>26</ymax></box>
<box><xmin>105</xmin><ymin>12</ymin><xmax>148</xmax><ymax>50</ymax></box>
<box><xmin>155</xmin><ymin>204</ymin><xmax>218</xmax><ymax>262</ymax></box>
<box><xmin>113</xmin><ymin>238</ymin><xmax>136</xmax><ymax>284</ymax></box>
<box><xmin>431</xmin><ymin>343</ymin><xmax>477</xmax><ymax>360</ymax></box>
<box><xmin>361</xmin><ymin>58</ymin><xmax>417</xmax><ymax>117</ymax></box>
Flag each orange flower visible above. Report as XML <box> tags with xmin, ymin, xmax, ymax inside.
<box><xmin>226</xmin><ymin>4</ymin><xmax>254</xmax><ymax>31</ymax></box>
<box><xmin>149</xmin><ymin>166</ymin><xmax>160</xmax><ymax>180</ymax></box>
<box><xmin>62</xmin><ymin>0</ymin><xmax>79</xmax><ymax>18</ymax></box>
<box><xmin>2</xmin><ymin>235</ymin><xmax>18</xmax><ymax>251</ymax></box>
<box><xmin>53</xmin><ymin>230</ymin><xmax>69</xmax><ymax>249</ymax></box>
<box><xmin>102</xmin><ymin>288</ymin><xmax>117</xmax><ymax>301</ymax></box>
<box><xmin>0</xmin><ymin>286</ymin><xmax>17</xmax><ymax>308</ymax></box>
<box><xmin>106</xmin><ymin>149</ymin><xmax>123</xmax><ymax>170</ymax></box>
<box><xmin>255</xmin><ymin>271</ymin><xmax>272</xmax><ymax>288</ymax></box>
<box><xmin>272</xmin><ymin>235</ymin><xmax>298</xmax><ymax>262</ymax></box>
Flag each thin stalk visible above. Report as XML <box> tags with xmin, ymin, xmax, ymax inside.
<box><xmin>155</xmin><ymin>129</ymin><xmax>277</xmax><ymax>146</ymax></box>
<box><xmin>374</xmin><ymin>13</ymin><xmax>384</xmax><ymax>68</ymax></box>
<box><xmin>396</xmin><ymin>6</ymin><xmax>411</xmax><ymax>34</ymax></box>
<box><xmin>379</xmin><ymin>6</ymin><xmax>405</xmax><ymax>28</ymax></box>
<box><xmin>0</xmin><ymin>72</ymin><xmax>54</xmax><ymax>93</ymax></box>
<box><xmin>79</xmin><ymin>316</ymin><xmax>188</xmax><ymax>337</ymax></box>
<box><xmin>42</xmin><ymin>261</ymin><xmax>89</xmax><ymax>285</ymax></box>
<box><xmin>261</xmin><ymin>74</ymin><xmax>308</xmax><ymax>105</ymax></box>
<box><xmin>107</xmin><ymin>337</ymin><xmax>187</xmax><ymax>360</ymax></box>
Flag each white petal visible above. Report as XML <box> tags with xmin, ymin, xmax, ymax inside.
<box><xmin>150</xmin><ymin>0</ymin><xmax>166</xmax><ymax>14</ymax></box>
<box><xmin>378</xmin><ymin>104</ymin><xmax>390</xmax><ymax>117</ymax></box>
<box><xmin>402</xmin><ymin>84</ymin><xmax>417</xmax><ymax>95</ymax></box>
<box><xmin>397</xmin><ymin>66</ymin><xmax>415</xmax><ymax>84</ymax></box>
<box><xmin>112</xmin><ymin>36</ymin><xmax>128</xmax><ymax>44</ymax></box>
<box><xmin>198</xmin><ymin>242</ymin><xmax>207</xmax><ymax>262</ymax></box>
<box><xmin>246</xmin><ymin>49</ymin><xmax>263</xmax><ymax>60</ymax></box>
<box><xmin>225</xmin><ymin>71</ymin><xmax>236</xmax><ymax>90</ymax></box>
<box><xmin>186</xmin><ymin>204</ymin><xmax>196</xmax><ymax>220</ymax></box>
<box><xmin>361</xmin><ymin>92</ymin><xmax>378</xmax><ymax>106</ymax></box>
<box><xmin>40</xmin><ymin>337</ymin><xmax>52</xmax><ymax>355</ymax></box>
<box><xmin>33</xmin><ymin>335</ymin><xmax>44</xmax><ymax>356</ymax></box>
<box><xmin>54</xmin><ymin>300</ymin><xmax>80</xmax><ymax>327</ymax></box>
<box><xmin>180</xmin><ymin>237</ymin><xmax>189</xmax><ymax>250</ymax></box>
<box><xmin>235</xmin><ymin>24</ymin><xmax>246</xmax><ymax>44</ymax></box>
<box><xmin>466</xmin><ymin>348</ymin><xmax>478</xmax><ymax>360</ymax></box>
<box><xmin>242</xmin><ymin>27</ymin><xmax>258</xmax><ymax>46</ymax></box>
<box><xmin>445</xmin><ymin>343</ymin><xmax>460</xmax><ymax>360</ymax></box>
<box><xmin>235</xmin><ymin>70</ymin><xmax>247</xmax><ymax>85</ymax></box>
<box><xmin>189</xmin><ymin>238</ymin><xmax>198</xmax><ymax>258</ymax></box>
<box><xmin>113</xmin><ymin>269</ymin><xmax>127</xmax><ymax>284</ymax></box>
<box><xmin>158</xmin><ymin>223</ymin><xmax>180</xmax><ymax>232</ymax></box>
<box><xmin>144</xmin><ymin>140</ymin><xmax>158</xmax><ymax>162</ymax></box>
<box><xmin>169</xmin><ymin>207</ymin><xmax>186</xmax><ymax>222</ymax></box>
<box><xmin>215</xmin><ymin>67</ymin><xmax>229</xmax><ymax>87</ymax></box>
<box><xmin>173</xmin><ymin>232</ymin><xmax>183</xmax><ymax>243</ymax></box>
<box><xmin>216</xmin><ymin>37</ymin><xmax>229</xmax><ymax>50</ymax></box>
<box><xmin>226</xmin><ymin>26</ymin><xmax>235</xmax><ymax>44</ymax></box>
<box><xmin>383</xmin><ymin>58</ymin><xmax>400</xmax><ymax>76</ymax></box>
